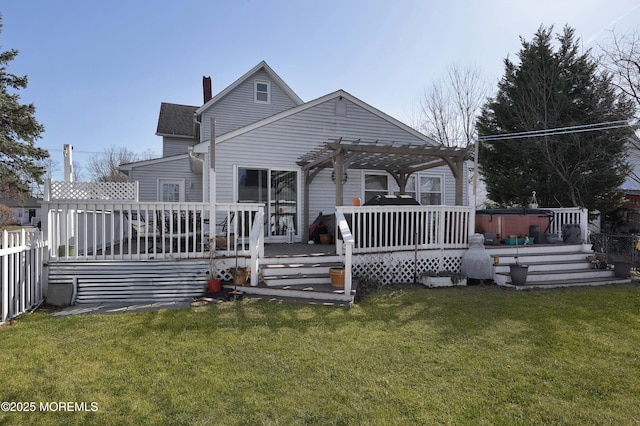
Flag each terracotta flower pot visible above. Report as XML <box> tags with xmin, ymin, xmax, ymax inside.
<box><xmin>207</xmin><ymin>278</ymin><xmax>222</xmax><ymax>293</ymax></box>
<box><xmin>329</xmin><ymin>267</ymin><xmax>345</xmax><ymax>288</ymax></box>
<box><xmin>319</xmin><ymin>234</ymin><xmax>331</xmax><ymax>245</ymax></box>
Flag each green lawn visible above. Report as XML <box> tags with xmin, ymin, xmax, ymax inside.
<box><xmin>1</xmin><ymin>283</ymin><xmax>639</xmax><ymax>425</ymax></box>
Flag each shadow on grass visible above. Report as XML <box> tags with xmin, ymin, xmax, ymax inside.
<box><xmin>125</xmin><ymin>281</ymin><xmax>640</xmax><ymax>346</ymax></box>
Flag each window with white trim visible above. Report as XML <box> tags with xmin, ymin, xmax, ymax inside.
<box><xmin>394</xmin><ymin>175</ymin><xmax>417</xmax><ymax>200</ymax></box>
<box><xmin>254</xmin><ymin>80</ymin><xmax>270</xmax><ymax>104</ymax></box>
<box><xmin>419</xmin><ymin>176</ymin><xmax>442</xmax><ymax>205</ymax></box>
<box><xmin>364</xmin><ymin>174</ymin><xmax>388</xmax><ymax>203</ymax></box>
<box><xmin>158</xmin><ymin>179</ymin><xmax>184</xmax><ymax>202</ymax></box>
<box><xmin>391</xmin><ymin>174</ymin><xmax>442</xmax><ymax>205</ymax></box>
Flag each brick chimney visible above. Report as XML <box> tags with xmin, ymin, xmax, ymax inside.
<box><xmin>203</xmin><ymin>76</ymin><xmax>212</xmax><ymax>104</ymax></box>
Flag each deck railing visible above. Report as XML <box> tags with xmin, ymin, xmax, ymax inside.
<box><xmin>336</xmin><ymin>205</ymin><xmax>472</xmax><ymax>253</ymax></box>
<box><xmin>43</xmin><ymin>199</ymin><xmax>264</xmax><ymax>261</ymax></box>
<box><xmin>547</xmin><ymin>207</ymin><xmax>589</xmax><ymax>242</ymax></box>
<box><xmin>1</xmin><ymin>229</ymin><xmax>48</xmax><ymax>324</ymax></box>
<box><xmin>335</xmin><ymin>210</ymin><xmax>354</xmax><ymax>294</ymax></box>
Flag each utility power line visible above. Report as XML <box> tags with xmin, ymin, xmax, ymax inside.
<box><xmin>478</xmin><ymin>120</ymin><xmax>636</xmax><ymax>142</ymax></box>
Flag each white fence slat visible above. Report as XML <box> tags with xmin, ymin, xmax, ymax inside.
<box><xmin>1</xmin><ymin>229</ymin><xmax>47</xmax><ymax>324</ymax></box>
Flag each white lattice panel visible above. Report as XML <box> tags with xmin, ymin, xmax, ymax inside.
<box><xmin>353</xmin><ymin>249</ymin><xmax>464</xmax><ymax>285</ymax></box>
<box><xmin>49</xmin><ymin>181</ymin><xmax>137</xmax><ymax>201</ymax></box>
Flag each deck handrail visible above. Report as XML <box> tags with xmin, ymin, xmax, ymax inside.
<box><xmin>43</xmin><ymin>199</ymin><xmax>266</xmax><ymax>261</ymax></box>
<box><xmin>546</xmin><ymin>207</ymin><xmax>589</xmax><ymax>243</ymax></box>
<box><xmin>336</xmin><ymin>205</ymin><xmax>472</xmax><ymax>253</ymax></box>
<box><xmin>335</xmin><ymin>210</ymin><xmax>354</xmax><ymax>295</ymax></box>
<box><xmin>249</xmin><ymin>210</ymin><xmax>265</xmax><ymax>286</ymax></box>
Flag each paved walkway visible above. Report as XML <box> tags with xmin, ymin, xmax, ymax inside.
<box><xmin>52</xmin><ymin>301</ymin><xmax>192</xmax><ymax>317</ymax></box>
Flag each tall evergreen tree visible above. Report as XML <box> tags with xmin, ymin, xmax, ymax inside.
<box><xmin>477</xmin><ymin>25</ymin><xmax>636</xmax><ymax>214</ymax></box>
<box><xmin>0</xmin><ymin>13</ymin><xmax>48</xmax><ymax>197</ymax></box>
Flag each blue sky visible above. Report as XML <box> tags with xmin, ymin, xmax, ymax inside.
<box><xmin>2</xmin><ymin>0</ymin><xmax>640</xmax><ymax>180</ymax></box>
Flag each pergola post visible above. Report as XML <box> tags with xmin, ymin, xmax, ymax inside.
<box><xmin>455</xmin><ymin>160</ymin><xmax>465</xmax><ymax>206</ymax></box>
<box><xmin>303</xmin><ymin>169</ymin><xmax>310</xmax><ymax>241</ymax></box>
<box><xmin>334</xmin><ymin>149</ymin><xmax>345</xmax><ymax>206</ymax></box>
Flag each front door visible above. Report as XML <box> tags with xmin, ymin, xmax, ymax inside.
<box><xmin>237</xmin><ymin>167</ymin><xmax>298</xmax><ymax>241</ymax></box>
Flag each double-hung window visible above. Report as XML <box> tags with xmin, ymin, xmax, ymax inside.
<box><xmin>391</xmin><ymin>174</ymin><xmax>443</xmax><ymax>205</ymax></box>
<box><xmin>254</xmin><ymin>80</ymin><xmax>270</xmax><ymax>104</ymax></box>
<box><xmin>158</xmin><ymin>179</ymin><xmax>184</xmax><ymax>202</ymax></box>
<box><xmin>364</xmin><ymin>174</ymin><xmax>388</xmax><ymax>203</ymax></box>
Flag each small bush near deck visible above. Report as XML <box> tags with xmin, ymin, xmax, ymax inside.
<box><xmin>0</xmin><ymin>203</ymin><xmax>17</xmax><ymax>228</ymax></box>
<box><xmin>1</xmin><ymin>284</ymin><xmax>639</xmax><ymax>425</ymax></box>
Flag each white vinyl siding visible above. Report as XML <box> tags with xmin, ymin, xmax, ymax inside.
<box><xmin>212</xmin><ymin>97</ymin><xmax>464</xmax><ymax>223</ymax></box>
<box><xmin>127</xmin><ymin>156</ymin><xmax>203</xmax><ymax>202</ymax></box>
<box><xmin>163</xmin><ymin>136</ymin><xmax>197</xmax><ymax>157</ymax></box>
<box><xmin>201</xmin><ymin>70</ymin><xmax>298</xmax><ymax>140</ymax></box>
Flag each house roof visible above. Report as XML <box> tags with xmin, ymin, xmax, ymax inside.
<box><xmin>0</xmin><ymin>196</ymin><xmax>42</xmax><ymax>208</ymax></box>
<box><xmin>156</xmin><ymin>103</ymin><xmax>198</xmax><ymax>138</ymax></box>
<box><xmin>193</xmin><ymin>90</ymin><xmax>437</xmax><ymax>153</ymax></box>
<box><xmin>119</xmin><ymin>153</ymin><xmax>190</xmax><ymax>173</ymax></box>
<box><xmin>195</xmin><ymin>60</ymin><xmax>303</xmax><ymax>115</ymax></box>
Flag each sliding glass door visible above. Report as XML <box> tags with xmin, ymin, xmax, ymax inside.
<box><xmin>237</xmin><ymin>167</ymin><xmax>298</xmax><ymax>240</ymax></box>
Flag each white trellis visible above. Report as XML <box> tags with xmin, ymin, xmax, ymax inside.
<box><xmin>353</xmin><ymin>249</ymin><xmax>465</xmax><ymax>285</ymax></box>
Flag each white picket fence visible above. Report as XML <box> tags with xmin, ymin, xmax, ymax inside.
<box><xmin>1</xmin><ymin>229</ymin><xmax>48</xmax><ymax>324</ymax></box>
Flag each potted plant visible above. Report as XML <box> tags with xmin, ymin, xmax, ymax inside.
<box><xmin>207</xmin><ymin>238</ymin><xmax>222</xmax><ymax>293</ymax></box>
<box><xmin>612</xmin><ymin>260</ymin><xmax>632</xmax><ymax>278</ymax></box>
<box><xmin>229</xmin><ymin>266</ymin><xmax>251</xmax><ymax>286</ymax></box>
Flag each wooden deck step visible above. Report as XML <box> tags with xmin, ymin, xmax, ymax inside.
<box><xmin>500</xmin><ymin>276</ymin><xmax>631</xmax><ymax>290</ymax></box>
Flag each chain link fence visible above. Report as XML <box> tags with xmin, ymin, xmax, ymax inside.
<box><xmin>589</xmin><ymin>233</ymin><xmax>639</xmax><ymax>269</ymax></box>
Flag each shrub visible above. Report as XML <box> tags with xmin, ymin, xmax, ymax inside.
<box><xmin>0</xmin><ymin>204</ymin><xmax>18</xmax><ymax>227</ymax></box>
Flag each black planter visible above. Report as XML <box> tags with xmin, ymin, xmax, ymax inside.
<box><xmin>613</xmin><ymin>261</ymin><xmax>632</xmax><ymax>278</ymax></box>
<box><xmin>509</xmin><ymin>264</ymin><xmax>529</xmax><ymax>285</ymax></box>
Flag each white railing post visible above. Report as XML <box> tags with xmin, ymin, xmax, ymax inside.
<box><xmin>249</xmin><ymin>210</ymin><xmax>264</xmax><ymax>286</ymax></box>
<box><xmin>336</xmin><ymin>210</ymin><xmax>354</xmax><ymax>299</ymax></box>
<box><xmin>580</xmin><ymin>208</ymin><xmax>589</xmax><ymax>243</ymax></box>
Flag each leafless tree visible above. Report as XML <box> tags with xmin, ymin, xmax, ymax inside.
<box><xmin>417</xmin><ymin>64</ymin><xmax>492</xmax><ymax>147</ymax></box>
<box><xmin>87</xmin><ymin>146</ymin><xmax>140</xmax><ymax>182</ymax></box>
<box><xmin>599</xmin><ymin>29</ymin><xmax>640</xmax><ymax>186</ymax></box>
<box><xmin>599</xmin><ymin>28</ymin><xmax>640</xmax><ymax>115</ymax></box>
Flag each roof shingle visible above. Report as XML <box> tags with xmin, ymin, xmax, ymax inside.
<box><xmin>156</xmin><ymin>103</ymin><xmax>198</xmax><ymax>137</ymax></box>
